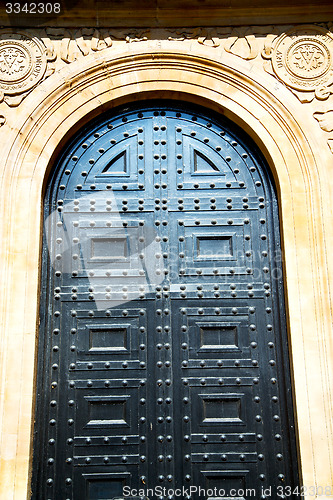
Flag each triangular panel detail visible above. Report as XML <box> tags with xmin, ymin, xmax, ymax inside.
<box><xmin>194</xmin><ymin>149</ymin><xmax>219</xmax><ymax>173</ymax></box>
<box><xmin>102</xmin><ymin>151</ymin><xmax>127</xmax><ymax>174</ymax></box>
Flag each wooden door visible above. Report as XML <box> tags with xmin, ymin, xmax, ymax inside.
<box><xmin>32</xmin><ymin>102</ymin><xmax>299</xmax><ymax>500</ymax></box>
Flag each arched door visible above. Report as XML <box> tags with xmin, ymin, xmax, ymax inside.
<box><xmin>32</xmin><ymin>102</ymin><xmax>299</xmax><ymax>499</ymax></box>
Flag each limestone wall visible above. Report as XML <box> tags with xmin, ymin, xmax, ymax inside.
<box><xmin>0</xmin><ymin>23</ymin><xmax>332</xmax><ymax>499</ymax></box>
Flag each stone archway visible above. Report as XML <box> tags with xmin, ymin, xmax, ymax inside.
<box><xmin>0</xmin><ymin>43</ymin><xmax>332</xmax><ymax>498</ymax></box>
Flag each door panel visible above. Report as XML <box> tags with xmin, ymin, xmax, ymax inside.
<box><xmin>32</xmin><ymin>103</ymin><xmax>299</xmax><ymax>499</ymax></box>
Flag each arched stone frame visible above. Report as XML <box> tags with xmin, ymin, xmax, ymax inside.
<box><xmin>0</xmin><ymin>42</ymin><xmax>332</xmax><ymax>499</ymax></box>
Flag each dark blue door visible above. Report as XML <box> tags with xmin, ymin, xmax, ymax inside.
<box><xmin>32</xmin><ymin>102</ymin><xmax>299</xmax><ymax>499</ymax></box>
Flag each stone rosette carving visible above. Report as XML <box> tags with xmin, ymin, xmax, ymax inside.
<box><xmin>264</xmin><ymin>25</ymin><xmax>333</xmax><ymax>99</ymax></box>
<box><xmin>0</xmin><ymin>31</ymin><xmax>56</xmax><ymax>107</ymax></box>
<box><xmin>0</xmin><ymin>33</ymin><xmax>46</xmax><ymax>94</ymax></box>
<box><xmin>262</xmin><ymin>25</ymin><xmax>333</xmax><ymax>153</ymax></box>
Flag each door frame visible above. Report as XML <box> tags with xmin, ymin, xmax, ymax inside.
<box><xmin>0</xmin><ymin>44</ymin><xmax>332</xmax><ymax>499</ymax></box>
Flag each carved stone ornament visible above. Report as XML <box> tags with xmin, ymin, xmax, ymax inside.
<box><xmin>0</xmin><ymin>32</ymin><xmax>48</xmax><ymax>96</ymax></box>
<box><xmin>267</xmin><ymin>25</ymin><xmax>333</xmax><ymax>94</ymax></box>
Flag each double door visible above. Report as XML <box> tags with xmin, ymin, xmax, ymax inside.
<box><xmin>33</xmin><ymin>104</ymin><xmax>299</xmax><ymax>499</ymax></box>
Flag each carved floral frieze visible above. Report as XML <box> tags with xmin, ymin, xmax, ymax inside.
<box><xmin>167</xmin><ymin>26</ymin><xmax>273</xmax><ymax>58</ymax></box>
<box><xmin>0</xmin><ymin>28</ymin><xmax>150</xmax><ymax>106</ymax></box>
<box><xmin>0</xmin><ymin>24</ymin><xmax>333</xmax><ymax>153</ymax></box>
<box><xmin>168</xmin><ymin>27</ymin><xmax>222</xmax><ymax>47</ymax></box>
